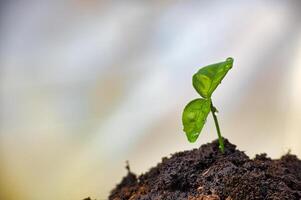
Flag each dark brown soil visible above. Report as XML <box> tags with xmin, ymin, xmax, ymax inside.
<box><xmin>109</xmin><ymin>139</ymin><xmax>301</xmax><ymax>200</ymax></box>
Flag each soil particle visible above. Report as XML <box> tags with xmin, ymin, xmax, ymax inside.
<box><xmin>109</xmin><ymin>139</ymin><xmax>301</xmax><ymax>200</ymax></box>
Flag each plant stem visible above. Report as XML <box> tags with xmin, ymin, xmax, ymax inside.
<box><xmin>210</xmin><ymin>102</ymin><xmax>225</xmax><ymax>153</ymax></box>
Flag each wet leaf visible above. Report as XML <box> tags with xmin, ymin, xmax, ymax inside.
<box><xmin>182</xmin><ymin>98</ymin><xmax>211</xmax><ymax>142</ymax></box>
<box><xmin>193</xmin><ymin>57</ymin><xmax>233</xmax><ymax>98</ymax></box>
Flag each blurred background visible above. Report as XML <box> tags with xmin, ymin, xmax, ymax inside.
<box><xmin>1</xmin><ymin>0</ymin><xmax>301</xmax><ymax>199</ymax></box>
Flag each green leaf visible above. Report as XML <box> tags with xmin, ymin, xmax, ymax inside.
<box><xmin>193</xmin><ymin>57</ymin><xmax>233</xmax><ymax>98</ymax></box>
<box><xmin>182</xmin><ymin>98</ymin><xmax>211</xmax><ymax>142</ymax></box>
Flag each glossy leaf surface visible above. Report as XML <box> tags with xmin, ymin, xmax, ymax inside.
<box><xmin>182</xmin><ymin>98</ymin><xmax>211</xmax><ymax>142</ymax></box>
<box><xmin>193</xmin><ymin>57</ymin><xmax>233</xmax><ymax>98</ymax></box>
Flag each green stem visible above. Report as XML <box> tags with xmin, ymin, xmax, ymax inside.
<box><xmin>210</xmin><ymin>101</ymin><xmax>225</xmax><ymax>153</ymax></box>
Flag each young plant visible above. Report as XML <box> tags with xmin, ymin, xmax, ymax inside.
<box><xmin>182</xmin><ymin>57</ymin><xmax>234</xmax><ymax>153</ymax></box>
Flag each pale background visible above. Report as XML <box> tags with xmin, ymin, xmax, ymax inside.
<box><xmin>1</xmin><ymin>1</ymin><xmax>301</xmax><ymax>199</ymax></box>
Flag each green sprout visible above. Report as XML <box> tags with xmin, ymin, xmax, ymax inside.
<box><xmin>182</xmin><ymin>57</ymin><xmax>234</xmax><ymax>153</ymax></box>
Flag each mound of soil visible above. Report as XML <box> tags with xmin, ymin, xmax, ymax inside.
<box><xmin>109</xmin><ymin>139</ymin><xmax>301</xmax><ymax>200</ymax></box>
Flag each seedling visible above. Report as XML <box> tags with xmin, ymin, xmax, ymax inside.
<box><xmin>182</xmin><ymin>57</ymin><xmax>234</xmax><ymax>153</ymax></box>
